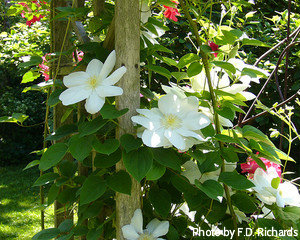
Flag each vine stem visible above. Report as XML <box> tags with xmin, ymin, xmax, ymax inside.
<box><xmin>40</xmin><ymin>89</ymin><xmax>51</xmax><ymax>229</ymax></box>
<box><xmin>178</xmin><ymin>0</ymin><xmax>238</xmax><ymax>238</ymax></box>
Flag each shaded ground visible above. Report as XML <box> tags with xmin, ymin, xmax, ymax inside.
<box><xmin>0</xmin><ymin>164</ymin><xmax>53</xmax><ymax>240</ymax></box>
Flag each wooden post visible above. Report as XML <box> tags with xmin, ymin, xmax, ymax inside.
<box><xmin>51</xmin><ymin>0</ymin><xmax>74</xmax><ymax>229</ymax></box>
<box><xmin>115</xmin><ymin>0</ymin><xmax>141</xmax><ymax>239</ymax></box>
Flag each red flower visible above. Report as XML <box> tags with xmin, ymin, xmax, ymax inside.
<box><xmin>18</xmin><ymin>1</ymin><xmax>46</xmax><ymax>27</ymax></box>
<box><xmin>241</xmin><ymin>153</ymin><xmax>282</xmax><ymax>179</ymax></box>
<box><xmin>208</xmin><ymin>41</ymin><xmax>219</xmax><ymax>57</ymax></box>
<box><xmin>163</xmin><ymin>1</ymin><xmax>180</xmax><ymax>22</ymax></box>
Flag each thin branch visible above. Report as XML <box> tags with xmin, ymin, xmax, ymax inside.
<box><xmin>254</xmin><ymin>26</ymin><xmax>300</xmax><ymax>66</ymax></box>
<box><xmin>239</xmin><ymin>90</ymin><xmax>300</xmax><ymax>126</ymax></box>
<box><xmin>241</xmin><ymin>41</ymin><xmax>300</xmax><ymax>125</ymax></box>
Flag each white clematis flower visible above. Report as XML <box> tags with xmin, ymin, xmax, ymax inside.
<box><xmin>162</xmin><ymin>83</ymin><xmax>233</xmax><ymax>127</ymax></box>
<box><xmin>122</xmin><ymin>209</ymin><xmax>169</xmax><ymax>240</ymax></box>
<box><xmin>251</xmin><ymin>167</ymin><xmax>300</xmax><ymax>207</ymax></box>
<box><xmin>59</xmin><ymin>50</ymin><xmax>126</xmax><ymax>114</ymax></box>
<box><xmin>191</xmin><ymin>67</ymin><xmax>256</xmax><ymax>101</ymax></box>
<box><xmin>132</xmin><ymin>92</ymin><xmax>211</xmax><ymax>151</ymax></box>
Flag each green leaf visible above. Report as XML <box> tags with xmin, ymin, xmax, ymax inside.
<box><xmin>156</xmin><ymin>0</ymin><xmax>177</xmax><ymax>7</ymax></box>
<box><xmin>46</xmin><ymin>124</ymin><xmax>77</xmax><ymax>141</ymax></box>
<box><xmin>271</xmin><ymin>177</ymin><xmax>281</xmax><ymax>189</ymax></box>
<box><xmin>188</xmin><ymin>149</ymin><xmax>206</xmax><ymax>164</ymax></box>
<box><xmin>94</xmin><ymin>148</ymin><xmax>122</xmax><ymax>168</ymax></box>
<box><xmin>161</xmin><ymin>57</ymin><xmax>178</xmax><ymax>66</ymax></box>
<box><xmin>149</xmin><ymin>44</ymin><xmax>173</xmax><ymax>54</ymax></box>
<box><xmin>39</xmin><ymin>143</ymin><xmax>68</xmax><ymax>171</ymax></box>
<box><xmin>145</xmin><ymin>65</ymin><xmax>171</xmax><ymax>79</ymax></box>
<box><xmin>219</xmin><ymin>171</ymin><xmax>254</xmax><ymax>190</ymax></box>
<box><xmin>69</xmin><ymin>135</ymin><xmax>93</xmax><ymax>161</ymax></box>
<box><xmin>19</xmin><ymin>55</ymin><xmax>43</xmax><ymax>68</ymax></box>
<box><xmin>242</xmin><ymin>125</ymin><xmax>273</xmax><ymax>146</ymax></box>
<box><xmin>86</xmin><ymin>227</ymin><xmax>103</xmax><ymax>240</ymax></box>
<box><xmin>78</xmin><ymin>116</ymin><xmax>107</xmax><ymax>137</ymax></box>
<box><xmin>257</xmin><ymin>219</ymin><xmax>282</xmax><ymax>230</ymax></box>
<box><xmin>100</xmin><ymin>104</ymin><xmax>129</xmax><ymax>119</ymax></box>
<box><xmin>33</xmin><ymin>173</ymin><xmax>60</xmax><ymax>187</ymax></box>
<box><xmin>231</xmin><ymin>192</ymin><xmax>257</xmax><ymax>213</ymax></box>
<box><xmin>216</xmin><ymin>106</ymin><xmax>235</xmax><ymax>121</ymax></box>
<box><xmin>58</xmin><ymin>219</ymin><xmax>73</xmax><ymax>233</ymax></box>
<box><xmin>152</xmin><ymin>148</ymin><xmax>181</xmax><ymax>171</ymax></box>
<box><xmin>221</xmin><ymin>147</ymin><xmax>239</xmax><ymax>162</ymax></box>
<box><xmin>274</xmin><ymin>148</ymin><xmax>295</xmax><ymax>162</ymax></box>
<box><xmin>93</xmin><ymin>138</ymin><xmax>120</xmax><ymax>155</ymax></box>
<box><xmin>0</xmin><ymin>113</ymin><xmax>29</xmax><ymax>124</ymax></box>
<box><xmin>107</xmin><ymin>170</ymin><xmax>132</xmax><ymax>195</ymax></box>
<box><xmin>242</xmin><ymin>38</ymin><xmax>271</xmax><ymax>47</ymax></box>
<box><xmin>171</xmin><ymin>72</ymin><xmax>188</xmax><ymax>81</ymax></box>
<box><xmin>21</xmin><ymin>70</ymin><xmax>40</xmax><ymax>84</ymax></box>
<box><xmin>123</xmin><ymin>147</ymin><xmax>153</xmax><ymax>182</ymax></box>
<box><xmin>177</xmin><ymin>53</ymin><xmax>200</xmax><ymax>69</ymax></box>
<box><xmin>120</xmin><ymin>134</ymin><xmax>143</xmax><ymax>153</ymax></box>
<box><xmin>47</xmin><ymin>89</ymin><xmax>64</xmax><ymax>107</ymax></box>
<box><xmin>59</xmin><ymin>160</ymin><xmax>77</xmax><ymax>178</ymax></box>
<box><xmin>47</xmin><ymin>184</ymin><xmax>60</xmax><ymax>205</ymax></box>
<box><xmin>195</xmin><ymin>180</ymin><xmax>224</xmax><ymax>201</ymax></box>
<box><xmin>80</xmin><ymin>175</ymin><xmax>106</xmax><ymax>205</ymax></box>
<box><xmin>32</xmin><ymin>228</ymin><xmax>61</xmax><ymax>240</ymax></box>
<box><xmin>23</xmin><ymin>160</ymin><xmax>40</xmax><ymax>170</ymax></box>
<box><xmin>214</xmin><ymin>134</ymin><xmax>237</xmax><ymax>144</ymax></box>
<box><xmin>199</xmin><ymin>151</ymin><xmax>222</xmax><ymax>174</ymax></box>
<box><xmin>170</xmin><ymin>174</ymin><xmax>194</xmax><ymax>194</ymax></box>
<box><xmin>146</xmin><ymin>161</ymin><xmax>166</xmax><ymax>180</ymax></box>
<box><xmin>212</xmin><ymin>61</ymin><xmax>236</xmax><ymax>74</ymax></box>
<box><xmin>187</xmin><ymin>62</ymin><xmax>202</xmax><ymax>77</ymax></box>
<box><xmin>149</xmin><ymin>187</ymin><xmax>171</xmax><ymax>218</ymax></box>
<box><xmin>57</xmin><ymin>187</ymin><xmax>77</xmax><ymax>204</ymax></box>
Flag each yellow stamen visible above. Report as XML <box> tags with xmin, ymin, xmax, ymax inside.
<box><xmin>88</xmin><ymin>76</ymin><xmax>98</xmax><ymax>88</ymax></box>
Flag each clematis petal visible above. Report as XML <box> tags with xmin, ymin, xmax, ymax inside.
<box><xmin>59</xmin><ymin>86</ymin><xmax>91</xmax><ymax>105</ymax></box>
<box><xmin>130</xmin><ymin>209</ymin><xmax>143</xmax><ymax>234</ymax></box>
<box><xmin>136</xmin><ymin>108</ymin><xmax>163</xmax><ymax>121</ymax></box>
<box><xmin>158</xmin><ymin>94</ymin><xmax>181</xmax><ymax>115</ymax></box>
<box><xmin>164</xmin><ymin>129</ymin><xmax>186</xmax><ymax>150</ymax></box>
<box><xmin>99</xmin><ymin>50</ymin><xmax>116</xmax><ymax>79</ymax></box>
<box><xmin>182</xmin><ymin>112</ymin><xmax>210</xmax><ymax>130</ymax></box>
<box><xmin>176</xmin><ymin>128</ymin><xmax>204</xmax><ymax>141</ymax></box>
<box><xmin>86</xmin><ymin>59</ymin><xmax>103</xmax><ymax>77</ymax></box>
<box><xmin>241</xmin><ymin>91</ymin><xmax>256</xmax><ymax>101</ymax></box>
<box><xmin>63</xmin><ymin>71</ymin><xmax>89</xmax><ymax>87</ymax></box>
<box><xmin>131</xmin><ymin>116</ymin><xmax>160</xmax><ymax>131</ymax></box>
<box><xmin>84</xmin><ymin>92</ymin><xmax>105</xmax><ymax>114</ymax></box>
<box><xmin>142</xmin><ymin>129</ymin><xmax>166</xmax><ymax>148</ymax></box>
<box><xmin>146</xmin><ymin>219</ymin><xmax>161</xmax><ymax>234</ymax></box>
<box><xmin>121</xmin><ymin>225</ymin><xmax>140</xmax><ymax>239</ymax></box>
<box><xmin>96</xmin><ymin>86</ymin><xmax>123</xmax><ymax>97</ymax></box>
<box><xmin>102</xmin><ymin>66</ymin><xmax>127</xmax><ymax>86</ymax></box>
<box><xmin>152</xmin><ymin>221</ymin><xmax>169</xmax><ymax>238</ymax></box>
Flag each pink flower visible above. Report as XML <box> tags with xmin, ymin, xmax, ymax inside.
<box><xmin>163</xmin><ymin>1</ymin><xmax>180</xmax><ymax>22</ymax></box>
<box><xmin>73</xmin><ymin>50</ymin><xmax>84</xmax><ymax>63</ymax></box>
<box><xmin>208</xmin><ymin>41</ymin><xmax>219</xmax><ymax>57</ymax></box>
<box><xmin>241</xmin><ymin>153</ymin><xmax>281</xmax><ymax>179</ymax></box>
<box><xmin>38</xmin><ymin>54</ymin><xmax>50</xmax><ymax>81</ymax></box>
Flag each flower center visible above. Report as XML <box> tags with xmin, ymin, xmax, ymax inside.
<box><xmin>138</xmin><ymin>234</ymin><xmax>155</xmax><ymax>240</ymax></box>
<box><xmin>88</xmin><ymin>76</ymin><xmax>98</xmax><ymax>89</ymax></box>
<box><xmin>161</xmin><ymin>114</ymin><xmax>181</xmax><ymax>129</ymax></box>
